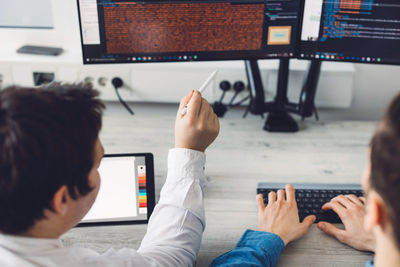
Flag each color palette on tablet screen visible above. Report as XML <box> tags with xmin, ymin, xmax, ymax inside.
<box><xmin>138</xmin><ymin>165</ymin><xmax>147</xmax><ymax>208</ymax></box>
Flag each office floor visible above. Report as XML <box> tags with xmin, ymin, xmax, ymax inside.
<box><xmin>62</xmin><ymin>102</ymin><xmax>375</xmax><ymax>266</ymax></box>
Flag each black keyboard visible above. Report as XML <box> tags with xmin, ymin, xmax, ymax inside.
<box><xmin>257</xmin><ymin>183</ymin><xmax>363</xmax><ymax>224</ymax></box>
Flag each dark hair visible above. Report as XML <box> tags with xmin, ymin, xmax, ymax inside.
<box><xmin>0</xmin><ymin>84</ymin><xmax>105</xmax><ymax>234</ymax></box>
<box><xmin>370</xmin><ymin>93</ymin><xmax>400</xmax><ymax>250</ymax></box>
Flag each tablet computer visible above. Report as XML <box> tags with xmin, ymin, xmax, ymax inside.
<box><xmin>78</xmin><ymin>153</ymin><xmax>155</xmax><ymax>226</ymax></box>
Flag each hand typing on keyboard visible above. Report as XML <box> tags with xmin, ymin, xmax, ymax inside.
<box><xmin>256</xmin><ymin>184</ymin><xmax>316</xmax><ymax>246</ymax></box>
<box><xmin>317</xmin><ymin>194</ymin><xmax>376</xmax><ymax>252</ymax></box>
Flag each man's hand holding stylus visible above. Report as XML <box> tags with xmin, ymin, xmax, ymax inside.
<box><xmin>175</xmin><ymin>90</ymin><xmax>220</xmax><ymax>152</ymax></box>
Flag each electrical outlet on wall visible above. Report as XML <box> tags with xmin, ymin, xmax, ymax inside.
<box><xmin>78</xmin><ymin>66</ymin><xmax>131</xmax><ymax>101</ymax></box>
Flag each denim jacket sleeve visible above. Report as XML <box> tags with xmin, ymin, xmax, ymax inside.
<box><xmin>210</xmin><ymin>229</ymin><xmax>285</xmax><ymax>267</ymax></box>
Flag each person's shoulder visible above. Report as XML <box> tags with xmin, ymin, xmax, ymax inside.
<box><xmin>0</xmin><ymin>247</ymin><xmax>37</xmax><ymax>267</ymax></box>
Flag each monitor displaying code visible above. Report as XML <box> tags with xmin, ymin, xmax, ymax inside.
<box><xmin>299</xmin><ymin>0</ymin><xmax>400</xmax><ymax>64</ymax></box>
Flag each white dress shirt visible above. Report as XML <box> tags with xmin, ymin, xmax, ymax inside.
<box><xmin>0</xmin><ymin>148</ymin><xmax>207</xmax><ymax>267</ymax></box>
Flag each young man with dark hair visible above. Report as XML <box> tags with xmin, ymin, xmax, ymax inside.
<box><xmin>0</xmin><ymin>84</ymin><xmax>220</xmax><ymax>266</ymax></box>
<box><xmin>211</xmin><ymin>94</ymin><xmax>400</xmax><ymax>267</ymax></box>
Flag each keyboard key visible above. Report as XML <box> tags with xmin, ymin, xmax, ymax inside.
<box><xmin>311</xmin><ymin>209</ymin><xmax>318</xmax><ymax>214</ymax></box>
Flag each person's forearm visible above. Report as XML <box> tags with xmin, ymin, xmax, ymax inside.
<box><xmin>210</xmin><ymin>230</ymin><xmax>285</xmax><ymax>267</ymax></box>
<box><xmin>137</xmin><ymin>148</ymin><xmax>207</xmax><ymax>266</ymax></box>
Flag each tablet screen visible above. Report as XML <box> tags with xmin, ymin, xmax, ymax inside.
<box><xmin>81</xmin><ymin>155</ymin><xmax>149</xmax><ymax>223</ymax></box>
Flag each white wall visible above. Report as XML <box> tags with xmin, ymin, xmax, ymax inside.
<box><xmin>0</xmin><ymin>0</ymin><xmax>399</xmax><ymax>121</ymax></box>
<box><xmin>0</xmin><ymin>0</ymin><xmax>81</xmax><ymax>54</ymax></box>
<box><xmin>0</xmin><ymin>0</ymin><xmax>53</xmax><ymax>28</ymax></box>
<box><xmin>319</xmin><ymin>64</ymin><xmax>400</xmax><ymax>120</ymax></box>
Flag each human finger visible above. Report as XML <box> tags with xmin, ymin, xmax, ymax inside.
<box><xmin>277</xmin><ymin>189</ymin><xmax>285</xmax><ymax>202</ymax></box>
<box><xmin>268</xmin><ymin>191</ymin><xmax>277</xmax><ymax>205</ymax></box>
<box><xmin>285</xmin><ymin>184</ymin><xmax>295</xmax><ymax>203</ymax></box>
<box><xmin>186</xmin><ymin>91</ymin><xmax>202</xmax><ymax>118</ymax></box>
<box><xmin>322</xmin><ymin>201</ymin><xmax>348</xmax><ymax>220</ymax></box>
<box><xmin>179</xmin><ymin>90</ymin><xmax>195</xmax><ymax>110</ymax></box>
<box><xmin>332</xmin><ymin>195</ymin><xmax>354</xmax><ymax>209</ymax></box>
<box><xmin>210</xmin><ymin>108</ymin><xmax>216</xmax><ymax>119</ymax></box>
<box><xmin>256</xmin><ymin>194</ymin><xmax>266</xmax><ymax>211</ymax></box>
<box><xmin>208</xmin><ymin>102</ymin><xmax>217</xmax><ymax>120</ymax></box>
<box><xmin>301</xmin><ymin>215</ymin><xmax>316</xmax><ymax>230</ymax></box>
<box><xmin>317</xmin><ymin>221</ymin><xmax>346</xmax><ymax>241</ymax></box>
<box><xmin>198</xmin><ymin>98</ymin><xmax>211</xmax><ymax>121</ymax></box>
<box><xmin>212</xmin><ymin>114</ymin><xmax>220</xmax><ymax>133</ymax></box>
<box><xmin>359</xmin><ymin>196</ymin><xmax>366</xmax><ymax>204</ymax></box>
<box><xmin>346</xmin><ymin>194</ymin><xmax>364</xmax><ymax>206</ymax></box>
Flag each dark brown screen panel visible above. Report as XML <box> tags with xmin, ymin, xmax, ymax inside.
<box><xmin>104</xmin><ymin>2</ymin><xmax>264</xmax><ymax>54</ymax></box>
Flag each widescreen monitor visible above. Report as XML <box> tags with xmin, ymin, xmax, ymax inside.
<box><xmin>77</xmin><ymin>0</ymin><xmax>303</xmax><ymax>64</ymax></box>
<box><xmin>299</xmin><ymin>0</ymin><xmax>400</xmax><ymax>65</ymax></box>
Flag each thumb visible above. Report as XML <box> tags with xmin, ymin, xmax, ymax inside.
<box><xmin>317</xmin><ymin>221</ymin><xmax>345</xmax><ymax>240</ymax></box>
<box><xmin>301</xmin><ymin>215</ymin><xmax>316</xmax><ymax>231</ymax></box>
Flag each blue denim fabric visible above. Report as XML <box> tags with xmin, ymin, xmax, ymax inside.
<box><xmin>365</xmin><ymin>260</ymin><xmax>374</xmax><ymax>267</ymax></box>
<box><xmin>210</xmin><ymin>230</ymin><xmax>285</xmax><ymax>267</ymax></box>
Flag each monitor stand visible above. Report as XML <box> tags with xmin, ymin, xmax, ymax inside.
<box><xmin>245</xmin><ymin>59</ymin><xmax>321</xmax><ymax>133</ymax></box>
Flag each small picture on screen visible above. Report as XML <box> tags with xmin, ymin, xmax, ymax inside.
<box><xmin>267</xmin><ymin>26</ymin><xmax>292</xmax><ymax>45</ymax></box>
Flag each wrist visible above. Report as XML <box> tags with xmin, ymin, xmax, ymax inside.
<box><xmin>258</xmin><ymin>227</ymin><xmax>289</xmax><ymax>246</ymax></box>
<box><xmin>272</xmin><ymin>232</ymin><xmax>289</xmax><ymax>246</ymax></box>
<box><xmin>175</xmin><ymin>144</ymin><xmax>205</xmax><ymax>152</ymax></box>
<box><xmin>252</xmin><ymin>230</ymin><xmax>287</xmax><ymax>247</ymax></box>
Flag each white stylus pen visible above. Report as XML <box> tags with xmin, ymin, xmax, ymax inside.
<box><xmin>181</xmin><ymin>70</ymin><xmax>218</xmax><ymax>116</ymax></box>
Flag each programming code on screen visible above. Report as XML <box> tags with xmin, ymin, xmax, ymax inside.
<box><xmin>300</xmin><ymin>0</ymin><xmax>400</xmax><ymax>64</ymax></box>
<box><xmin>320</xmin><ymin>0</ymin><xmax>400</xmax><ymax>42</ymax></box>
<box><xmin>103</xmin><ymin>2</ymin><xmax>265</xmax><ymax>54</ymax></box>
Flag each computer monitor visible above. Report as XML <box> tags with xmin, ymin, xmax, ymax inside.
<box><xmin>77</xmin><ymin>0</ymin><xmax>303</xmax><ymax>64</ymax></box>
<box><xmin>299</xmin><ymin>0</ymin><xmax>400</xmax><ymax>65</ymax></box>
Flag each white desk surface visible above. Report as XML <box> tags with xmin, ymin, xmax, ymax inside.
<box><xmin>61</xmin><ymin>111</ymin><xmax>375</xmax><ymax>267</ymax></box>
